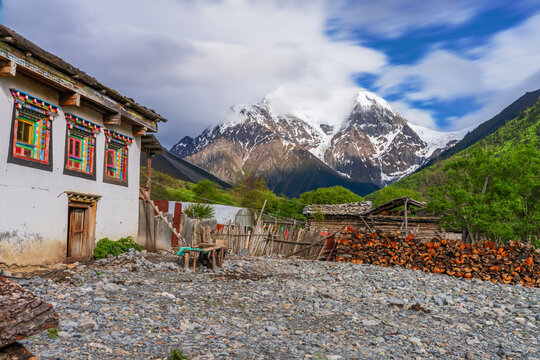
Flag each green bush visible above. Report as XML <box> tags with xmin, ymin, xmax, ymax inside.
<box><xmin>184</xmin><ymin>203</ymin><xmax>216</xmax><ymax>219</ymax></box>
<box><xmin>366</xmin><ymin>186</ymin><xmax>425</xmax><ymax>206</ymax></box>
<box><xmin>299</xmin><ymin>185</ymin><xmax>364</xmax><ymax>205</ymax></box>
<box><xmin>93</xmin><ymin>236</ymin><xmax>144</xmax><ymax>259</ymax></box>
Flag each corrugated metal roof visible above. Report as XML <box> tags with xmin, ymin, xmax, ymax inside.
<box><xmin>174</xmin><ymin>202</ymin><xmax>254</xmax><ymax>226</ymax></box>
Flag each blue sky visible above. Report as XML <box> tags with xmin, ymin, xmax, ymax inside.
<box><xmin>340</xmin><ymin>1</ymin><xmax>540</xmax><ymax>129</ymax></box>
<box><xmin>2</xmin><ymin>1</ymin><xmax>540</xmax><ymax>146</ymax></box>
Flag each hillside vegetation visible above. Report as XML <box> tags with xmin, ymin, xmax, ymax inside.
<box><xmin>141</xmin><ymin>168</ymin><xmax>364</xmax><ymax>221</ymax></box>
<box><xmin>368</xmin><ymin>98</ymin><xmax>540</xmax><ymax>245</ymax></box>
<box><xmin>421</xmin><ymin>89</ymin><xmax>540</xmax><ymax>167</ymax></box>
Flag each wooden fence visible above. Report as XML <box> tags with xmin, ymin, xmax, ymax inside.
<box><xmin>182</xmin><ymin>220</ymin><xmax>326</xmax><ymax>259</ymax></box>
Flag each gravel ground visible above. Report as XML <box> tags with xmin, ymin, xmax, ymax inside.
<box><xmin>14</xmin><ymin>250</ymin><xmax>540</xmax><ymax>360</ymax></box>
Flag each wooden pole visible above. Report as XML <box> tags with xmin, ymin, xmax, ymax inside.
<box><xmin>139</xmin><ymin>189</ymin><xmax>188</xmax><ymax>246</ymax></box>
<box><xmin>359</xmin><ymin>215</ymin><xmax>372</xmax><ymax>232</ymax></box>
<box><xmin>257</xmin><ymin>200</ymin><xmax>267</xmax><ymax>225</ymax></box>
<box><xmin>404</xmin><ymin>198</ymin><xmax>409</xmax><ymax>235</ymax></box>
<box><xmin>146</xmin><ymin>150</ymin><xmax>152</xmax><ymax>194</ymax></box>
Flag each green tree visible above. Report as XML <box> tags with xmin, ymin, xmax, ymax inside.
<box><xmin>232</xmin><ymin>175</ymin><xmax>273</xmax><ymax>210</ymax></box>
<box><xmin>427</xmin><ymin>144</ymin><xmax>539</xmax><ymax>245</ymax></box>
<box><xmin>367</xmin><ymin>186</ymin><xmax>425</xmax><ymax>206</ymax></box>
<box><xmin>299</xmin><ymin>186</ymin><xmax>364</xmax><ymax>205</ymax></box>
<box><xmin>231</xmin><ymin>174</ymin><xmax>306</xmax><ymax>220</ymax></box>
<box><xmin>190</xmin><ymin>179</ymin><xmax>235</xmax><ymax>205</ymax></box>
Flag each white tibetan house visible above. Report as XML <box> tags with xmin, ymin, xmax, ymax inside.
<box><xmin>0</xmin><ymin>25</ymin><xmax>167</xmax><ymax>265</ymax></box>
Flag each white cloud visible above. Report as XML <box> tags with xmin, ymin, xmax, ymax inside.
<box><xmin>264</xmin><ymin>85</ymin><xmax>361</xmax><ymax>129</ymax></box>
<box><xmin>372</xmin><ymin>12</ymin><xmax>540</xmax><ymax>130</ymax></box>
<box><xmin>327</xmin><ymin>0</ymin><xmax>486</xmax><ymax>39</ymax></box>
<box><xmin>376</xmin><ymin>50</ymin><xmax>484</xmax><ymax>101</ymax></box>
<box><xmin>475</xmin><ymin>13</ymin><xmax>540</xmax><ymax>91</ymax></box>
<box><xmin>3</xmin><ymin>0</ymin><xmax>539</xmax><ymax>142</ymax></box>
<box><xmin>3</xmin><ymin>0</ymin><xmax>386</xmax><ymax>147</ymax></box>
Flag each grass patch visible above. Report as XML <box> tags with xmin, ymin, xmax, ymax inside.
<box><xmin>47</xmin><ymin>327</ymin><xmax>58</xmax><ymax>340</ymax></box>
<box><xmin>168</xmin><ymin>349</ymin><xmax>190</xmax><ymax>360</ymax></box>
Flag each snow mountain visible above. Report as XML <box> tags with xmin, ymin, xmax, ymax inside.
<box><xmin>171</xmin><ymin>91</ymin><xmax>466</xmax><ymax>191</ymax></box>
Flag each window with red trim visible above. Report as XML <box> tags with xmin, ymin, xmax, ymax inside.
<box><xmin>8</xmin><ymin>90</ymin><xmax>59</xmax><ymax>170</ymax></box>
<box><xmin>103</xmin><ymin>129</ymin><xmax>132</xmax><ymax>185</ymax></box>
<box><xmin>64</xmin><ymin>114</ymin><xmax>101</xmax><ymax>178</ymax></box>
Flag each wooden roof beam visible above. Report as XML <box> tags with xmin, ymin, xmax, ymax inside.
<box><xmin>59</xmin><ymin>92</ymin><xmax>80</xmax><ymax>107</ymax></box>
<box><xmin>133</xmin><ymin>126</ymin><xmax>147</xmax><ymax>136</ymax></box>
<box><xmin>104</xmin><ymin>113</ymin><xmax>121</xmax><ymax>126</ymax></box>
<box><xmin>0</xmin><ymin>60</ymin><xmax>16</xmax><ymax>76</ymax></box>
<box><xmin>0</xmin><ymin>46</ymin><xmax>159</xmax><ymax>131</ymax></box>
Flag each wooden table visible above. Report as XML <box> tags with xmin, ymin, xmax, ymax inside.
<box><xmin>183</xmin><ymin>244</ymin><xmax>226</xmax><ymax>272</ymax></box>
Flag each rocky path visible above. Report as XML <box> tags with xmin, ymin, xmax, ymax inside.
<box><xmin>14</xmin><ymin>251</ymin><xmax>540</xmax><ymax>359</ymax></box>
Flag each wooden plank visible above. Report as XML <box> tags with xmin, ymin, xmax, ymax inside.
<box><xmin>404</xmin><ymin>198</ymin><xmax>408</xmax><ymax>235</ymax></box>
<box><xmin>263</xmin><ymin>238</ymin><xmax>316</xmax><ymax>246</ymax></box>
<box><xmin>59</xmin><ymin>92</ymin><xmax>80</xmax><ymax>107</ymax></box>
<box><xmin>0</xmin><ymin>60</ymin><xmax>16</xmax><ymax>76</ymax></box>
<box><xmin>286</xmin><ymin>227</ymin><xmax>345</xmax><ymax>258</ymax></box>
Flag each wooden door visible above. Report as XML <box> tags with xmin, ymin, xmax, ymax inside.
<box><xmin>68</xmin><ymin>207</ymin><xmax>87</xmax><ymax>258</ymax></box>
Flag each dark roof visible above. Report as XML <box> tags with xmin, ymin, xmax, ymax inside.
<box><xmin>0</xmin><ymin>25</ymin><xmax>167</xmax><ymax>123</ymax></box>
<box><xmin>366</xmin><ymin>197</ymin><xmax>426</xmax><ymax>216</ymax></box>
<box><xmin>141</xmin><ymin>135</ymin><xmax>166</xmax><ymax>155</ymax></box>
<box><xmin>303</xmin><ymin>202</ymin><xmax>372</xmax><ymax>216</ymax></box>
<box><xmin>143</xmin><ymin>151</ymin><xmax>231</xmax><ymax>189</ymax></box>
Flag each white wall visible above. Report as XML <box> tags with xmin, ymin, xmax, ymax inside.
<box><xmin>0</xmin><ymin>73</ymin><xmax>142</xmax><ymax>265</ymax></box>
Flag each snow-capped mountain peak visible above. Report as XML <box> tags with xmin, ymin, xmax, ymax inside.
<box><xmin>354</xmin><ymin>91</ymin><xmax>394</xmax><ymax>113</ymax></box>
<box><xmin>171</xmin><ymin>90</ymin><xmax>466</xmax><ymax>187</ymax></box>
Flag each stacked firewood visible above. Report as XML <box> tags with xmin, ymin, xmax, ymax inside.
<box><xmin>331</xmin><ymin>227</ymin><xmax>540</xmax><ymax>287</ymax></box>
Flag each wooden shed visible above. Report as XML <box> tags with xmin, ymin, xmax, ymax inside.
<box><xmin>303</xmin><ymin>202</ymin><xmax>373</xmax><ymax>233</ymax></box>
<box><xmin>303</xmin><ymin>197</ymin><xmax>447</xmax><ymax>242</ymax></box>
<box><xmin>364</xmin><ymin>197</ymin><xmax>441</xmax><ymax>241</ymax></box>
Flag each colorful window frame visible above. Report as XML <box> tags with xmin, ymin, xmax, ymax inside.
<box><xmin>7</xmin><ymin>89</ymin><xmax>60</xmax><ymax>171</ymax></box>
<box><xmin>103</xmin><ymin>129</ymin><xmax>132</xmax><ymax>186</ymax></box>
<box><xmin>64</xmin><ymin>113</ymin><xmax>102</xmax><ymax>180</ymax></box>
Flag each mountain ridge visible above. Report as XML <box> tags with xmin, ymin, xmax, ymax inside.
<box><xmin>417</xmin><ymin>89</ymin><xmax>540</xmax><ymax>170</ymax></box>
<box><xmin>368</xmin><ymin>89</ymin><xmax>540</xmax><ymax>203</ymax></box>
<box><xmin>171</xmin><ymin>91</ymin><xmax>466</xmax><ymax>194</ymax></box>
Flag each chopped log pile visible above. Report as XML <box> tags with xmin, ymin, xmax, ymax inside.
<box><xmin>0</xmin><ymin>276</ymin><xmax>59</xmax><ymax>358</ymax></box>
<box><xmin>331</xmin><ymin>227</ymin><xmax>540</xmax><ymax>287</ymax></box>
